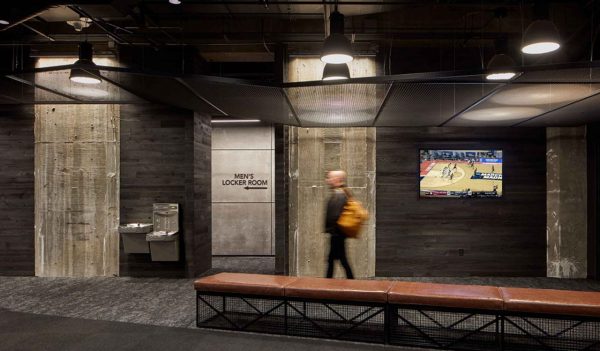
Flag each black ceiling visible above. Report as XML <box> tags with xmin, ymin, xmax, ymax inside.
<box><xmin>2</xmin><ymin>1</ymin><xmax>600</xmax><ymax>127</ymax></box>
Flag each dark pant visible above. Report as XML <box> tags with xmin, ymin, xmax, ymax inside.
<box><xmin>326</xmin><ymin>235</ymin><xmax>354</xmax><ymax>279</ymax></box>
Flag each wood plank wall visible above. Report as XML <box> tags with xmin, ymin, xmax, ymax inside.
<box><xmin>376</xmin><ymin>127</ymin><xmax>547</xmax><ymax>277</ymax></box>
<box><xmin>119</xmin><ymin>104</ymin><xmax>193</xmax><ymax>277</ymax></box>
<box><xmin>588</xmin><ymin>124</ymin><xmax>600</xmax><ymax>279</ymax></box>
<box><xmin>0</xmin><ymin>105</ymin><xmax>34</xmax><ymax>276</ymax></box>
<box><xmin>192</xmin><ymin>112</ymin><xmax>212</xmax><ymax>277</ymax></box>
<box><xmin>275</xmin><ymin>125</ymin><xmax>287</xmax><ymax>274</ymax></box>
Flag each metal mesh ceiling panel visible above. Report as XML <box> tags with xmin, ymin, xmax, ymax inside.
<box><xmin>448</xmin><ymin>83</ymin><xmax>600</xmax><ymax>127</ymax></box>
<box><xmin>10</xmin><ymin>69</ymin><xmax>146</xmax><ymax>104</ymax></box>
<box><xmin>113</xmin><ymin>73</ymin><xmax>223</xmax><ymax>116</ymax></box>
<box><xmin>184</xmin><ymin>77</ymin><xmax>297</xmax><ymax>125</ymax></box>
<box><xmin>2</xmin><ymin>62</ymin><xmax>600</xmax><ymax>127</ymax></box>
<box><xmin>285</xmin><ymin>83</ymin><xmax>389</xmax><ymax>127</ymax></box>
<box><xmin>519</xmin><ymin>91</ymin><xmax>600</xmax><ymax>126</ymax></box>
<box><xmin>0</xmin><ymin>75</ymin><xmax>73</xmax><ymax>103</ymax></box>
<box><xmin>374</xmin><ymin>83</ymin><xmax>500</xmax><ymax>127</ymax></box>
<box><xmin>513</xmin><ymin>67</ymin><xmax>600</xmax><ymax>83</ymax></box>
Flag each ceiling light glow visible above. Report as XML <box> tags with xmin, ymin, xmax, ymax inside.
<box><xmin>491</xmin><ymin>85</ymin><xmax>595</xmax><ymax>106</ymax></box>
<box><xmin>0</xmin><ymin>20</ymin><xmax>9</xmax><ymax>25</ymax></box>
<box><xmin>461</xmin><ymin>107</ymin><xmax>544</xmax><ymax>121</ymax></box>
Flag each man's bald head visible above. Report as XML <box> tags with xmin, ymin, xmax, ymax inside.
<box><xmin>326</xmin><ymin>170</ymin><xmax>347</xmax><ymax>189</ymax></box>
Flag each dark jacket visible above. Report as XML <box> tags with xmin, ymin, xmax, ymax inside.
<box><xmin>325</xmin><ymin>189</ymin><xmax>347</xmax><ymax>236</ymax></box>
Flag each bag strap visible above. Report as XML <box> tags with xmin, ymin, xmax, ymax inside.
<box><xmin>340</xmin><ymin>186</ymin><xmax>354</xmax><ymax>200</ymax></box>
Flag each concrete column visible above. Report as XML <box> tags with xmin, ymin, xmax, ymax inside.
<box><xmin>287</xmin><ymin>58</ymin><xmax>377</xmax><ymax>278</ymax></box>
<box><xmin>34</xmin><ymin>58</ymin><xmax>120</xmax><ymax>277</ymax></box>
<box><xmin>34</xmin><ymin>104</ymin><xmax>120</xmax><ymax>277</ymax></box>
<box><xmin>547</xmin><ymin>127</ymin><xmax>587</xmax><ymax>278</ymax></box>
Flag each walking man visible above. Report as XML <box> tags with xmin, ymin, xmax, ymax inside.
<box><xmin>324</xmin><ymin>170</ymin><xmax>354</xmax><ymax>279</ymax></box>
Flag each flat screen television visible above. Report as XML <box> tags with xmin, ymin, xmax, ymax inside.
<box><xmin>419</xmin><ymin>149</ymin><xmax>503</xmax><ymax>198</ymax></box>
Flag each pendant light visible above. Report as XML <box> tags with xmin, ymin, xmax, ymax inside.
<box><xmin>486</xmin><ymin>38</ymin><xmax>516</xmax><ymax>81</ymax></box>
<box><xmin>486</xmin><ymin>54</ymin><xmax>516</xmax><ymax>80</ymax></box>
<box><xmin>69</xmin><ymin>42</ymin><xmax>101</xmax><ymax>85</ymax></box>
<box><xmin>320</xmin><ymin>9</ymin><xmax>353</xmax><ymax>64</ymax></box>
<box><xmin>521</xmin><ymin>1</ymin><xmax>560</xmax><ymax>54</ymax></box>
<box><xmin>521</xmin><ymin>20</ymin><xmax>560</xmax><ymax>54</ymax></box>
<box><xmin>322</xmin><ymin>63</ymin><xmax>350</xmax><ymax>81</ymax></box>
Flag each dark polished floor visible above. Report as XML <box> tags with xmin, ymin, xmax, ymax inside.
<box><xmin>0</xmin><ymin>309</ymin><xmax>415</xmax><ymax>351</ymax></box>
<box><xmin>2</xmin><ymin>257</ymin><xmax>600</xmax><ymax>351</ymax></box>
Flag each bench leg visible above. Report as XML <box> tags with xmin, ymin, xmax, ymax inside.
<box><xmin>385</xmin><ymin>304</ymin><xmax>397</xmax><ymax>344</ymax></box>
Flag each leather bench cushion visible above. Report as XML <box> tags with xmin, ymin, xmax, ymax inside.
<box><xmin>284</xmin><ymin>277</ymin><xmax>394</xmax><ymax>303</ymax></box>
<box><xmin>194</xmin><ymin>273</ymin><xmax>298</xmax><ymax>297</ymax></box>
<box><xmin>501</xmin><ymin>287</ymin><xmax>600</xmax><ymax>317</ymax></box>
<box><xmin>388</xmin><ymin>281</ymin><xmax>504</xmax><ymax>310</ymax></box>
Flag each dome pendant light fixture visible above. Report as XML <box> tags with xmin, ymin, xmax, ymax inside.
<box><xmin>322</xmin><ymin>63</ymin><xmax>350</xmax><ymax>81</ymax></box>
<box><xmin>69</xmin><ymin>42</ymin><xmax>101</xmax><ymax>84</ymax></box>
<box><xmin>521</xmin><ymin>1</ymin><xmax>560</xmax><ymax>55</ymax></box>
<box><xmin>486</xmin><ymin>38</ymin><xmax>516</xmax><ymax>81</ymax></box>
<box><xmin>521</xmin><ymin>20</ymin><xmax>561</xmax><ymax>54</ymax></box>
<box><xmin>320</xmin><ymin>10</ymin><xmax>353</xmax><ymax>64</ymax></box>
<box><xmin>486</xmin><ymin>53</ymin><xmax>516</xmax><ymax>80</ymax></box>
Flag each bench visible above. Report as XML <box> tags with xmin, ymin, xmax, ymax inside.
<box><xmin>194</xmin><ymin>273</ymin><xmax>600</xmax><ymax>351</ymax></box>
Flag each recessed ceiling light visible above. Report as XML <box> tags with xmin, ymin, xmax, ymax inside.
<box><xmin>211</xmin><ymin>119</ymin><xmax>261</xmax><ymax>123</ymax></box>
<box><xmin>169</xmin><ymin>0</ymin><xmax>181</xmax><ymax>4</ymax></box>
<box><xmin>0</xmin><ymin>20</ymin><xmax>9</xmax><ymax>25</ymax></box>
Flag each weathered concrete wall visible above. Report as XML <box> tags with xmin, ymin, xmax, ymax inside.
<box><xmin>287</xmin><ymin>58</ymin><xmax>376</xmax><ymax>278</ymax></box>
<box><xmin>211</xmin><ymin>126</ymin><xmax>275</xmax><ymax>255</ymax></box>
<box><xmin>34</xmin><ymin>104</ymin><xmax>120</xmax><ymax>277</ymax></box>
<box><xmin>547</xmin><ymin>127</ymin><xmax>587</xmax><ymax>278</ymax></box>
<box><xmin>34</xmin><ymin>58</ymin><xmax>120</xmax><ymax>277</ymax></box>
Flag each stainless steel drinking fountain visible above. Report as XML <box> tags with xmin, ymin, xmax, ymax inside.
<box><xmin>146</xmin><ymin>203</ymin><xmax>180</xmax><ymax>261</ymax></box>
<box><xmin>119</xmin><ymin>223</ymin><xmax>154</xmax><ymax>254</ymax></box>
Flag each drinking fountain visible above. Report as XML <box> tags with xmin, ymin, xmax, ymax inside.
<box><xmin>146</xmin><ymin>203</ymin><xmax>180</xmax><ymax>261</ymax></box>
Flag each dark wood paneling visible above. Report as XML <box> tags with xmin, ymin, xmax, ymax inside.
<box><xmin>376</xmin><ymin>127</ymin><xmax>547</xmax><ymax>277</ymax></box>
<box><xmin>0</xmin><ymin>105</ymin><xmax>34</xmax><ymax>276</ymax></box>
<box><xmin>274</xmin><ymin>125</ymin><xmax>287</xmax><ymax>274</ymax></box>
<box><xmin>588</xmin><ymin>124</ymin><xmax>600</xmax><ymax>279</ymax></box>
<box><xmin>191</xmin><ymin>112</ymin><xmax>212</xmax><ymax>277</ymax></box>
<box><xmin>119</xmin><ymin>104</ymin><xmax>194</xmax><ymax>278</ymax></box>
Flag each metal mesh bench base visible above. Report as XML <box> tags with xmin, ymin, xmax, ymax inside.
<box><xmin>502</xmin><ymin>313</ymin><xmax>600</xmax><ymax>351</ymax></box>
<box><xmin>389</xmin><ymin>305</ymin><xmax>501</xmax><ymax>351</ymax></box>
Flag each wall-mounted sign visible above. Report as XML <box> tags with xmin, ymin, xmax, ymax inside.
<box><xmin>221</xmin><ymin>173</ymin><xmax>268</xmax><ymax>189</ymax></box>
<box><xmin>212</xmin><ymin>149</ymin><xmax>272</xmax><ymax>202</ymax></box>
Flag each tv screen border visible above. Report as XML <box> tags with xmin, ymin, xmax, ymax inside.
<box><xmin>417</xmin><ymin>147</ymin><xmax>504</xmax><ymax>200</ymax></box>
